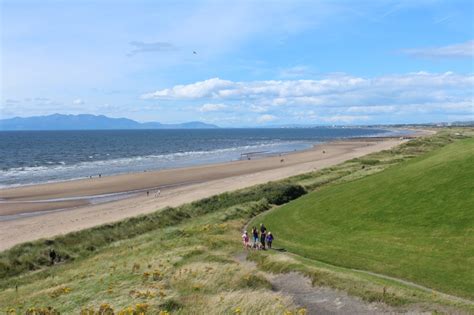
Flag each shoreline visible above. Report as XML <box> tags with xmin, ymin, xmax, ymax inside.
<box><xmin>0</xmin><ymin>135</ymin><xmax>406</xmax><ymax>213</ymax></box>
<box><xmin>0</xmin><ymin>128</ymin><xmax>410</xmax><ymax>190</ymax></box>
<box><xmin>0</xmin><ymin>136</ymin><xmax>414</xmax><ymax>251</ymax></box>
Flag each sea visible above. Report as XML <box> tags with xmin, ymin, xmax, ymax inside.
<box><xmin>0</xmin><ymin>128</ymin><xmax>407</xmax><ymax>188</ymax></box>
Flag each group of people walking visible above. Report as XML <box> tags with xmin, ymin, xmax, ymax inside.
<box><xmin>242</xmin><ymin>223</ymin><xmax>274</xmax><ymax>250</ymax></box>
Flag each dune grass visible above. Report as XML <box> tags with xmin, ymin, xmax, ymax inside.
<box><xmin>252</xmin><ymin>136</ymin><xmax>474</xmax><ymax>299</ymax></box>
<box><xmin>0</xmin><ymin>182</ymin><xmax>305</xmax><ymax>281</ymax></box>
<box><xmin>0</xmin><ymin>199</ymin><xmax>305</xmax><ymax>314</ymax></box>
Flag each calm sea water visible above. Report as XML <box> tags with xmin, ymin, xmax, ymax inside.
<box><xmin>0</xmin><ymin>128</ymin><xmax>402</xmax><ymax>187</ymax></box>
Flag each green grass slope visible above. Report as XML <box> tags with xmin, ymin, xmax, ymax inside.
<box><xmin>257</xmin><ymin>137</ymin><xmax>474</xmax><ymax>299</ymax></box>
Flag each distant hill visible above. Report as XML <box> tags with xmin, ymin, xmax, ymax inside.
<box><xmin>0</xmin><ymin>114</ymin><xmax>219</xmax><ymax>130</ymax></box>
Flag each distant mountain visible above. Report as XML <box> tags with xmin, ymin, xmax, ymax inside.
<box><xmin>0</xmin><ymin>114</ymin><xmax>219</xmax><ymax>130</ymax></box>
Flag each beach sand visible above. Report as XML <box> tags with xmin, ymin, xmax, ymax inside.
<box><xmin>0</xmin><ymin>137</ymin><xmax>407</xmax><ymax>251</ymax></box>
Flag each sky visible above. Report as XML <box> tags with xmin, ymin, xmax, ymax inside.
<box><xmin>1</xmin><ymin>0</ymin><xmax>473</xmax><ymax>126</ymax></box>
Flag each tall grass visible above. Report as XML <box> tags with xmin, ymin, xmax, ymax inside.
<box><xmin>0</xmin><ymin>182</ymin><xmax>306</xmax><ymax>281</ymax></box>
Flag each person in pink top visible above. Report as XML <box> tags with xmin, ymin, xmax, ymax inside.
<box><xmin>242</xmin><ymin>230</ymin><xmax>250</xmax><ymax>249</ymax></box>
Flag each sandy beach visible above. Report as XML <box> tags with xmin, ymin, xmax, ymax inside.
<box><xmin>0</xmin><ymin>137</ymin><xmax>409</xmax><ymax>251</ymax></box>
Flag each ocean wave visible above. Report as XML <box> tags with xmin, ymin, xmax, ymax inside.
<box><xmin>0</xmin><ymin>128</ymin><xmax>396</xmax><ymax>188</ymax></box>
<box><xmin>0</xmin><ymin>140</ymin><xmax>313</xmax><ymax>188</ymax></box>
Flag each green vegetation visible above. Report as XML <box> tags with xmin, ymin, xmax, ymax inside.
<box><xmin>1</xmin><ymin>199</ymin><xmax>302</xmax><ymax>314</ymax></box>
<box><xmin>0</xmin><ymin>182</ymin><xmax>305</xmax><ymax>280</ymax></box>
<box><xmin>1</xmin><ymin>127</ymin><xmax>473</xmax><ymax>313</ymax></box>
<box><xmin>252</xmin><ymin>136</ymin><xmax>474</xmax><ymax>299</ymax></box>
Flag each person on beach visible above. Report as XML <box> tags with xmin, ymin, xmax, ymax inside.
<box><xmin>147</xmin><ymin>191</ymin><xmax>149</xmax><ymax>197</ymax></box>
<box><xmin>252</xmin><ymin>227</ymin><xmax>259</xmax><ymax>249</ymax></box>
<box><xmin>266</xmin><ymin>232</ymin><xmax>274</xmax><ymax>249</ymax></box>
<box><xmin>242</xmin><ymin>231</ymin><xmax>250</xmax><ymax>249</ymax></box>
<box><xmin>155</xmin><ymin>189</ymin><xmax>161</xmax><ymax>198</ymax></box>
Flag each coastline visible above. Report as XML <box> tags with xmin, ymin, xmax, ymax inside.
<box><xmin>0</xmin><ymin>127</ymin><xmax>410</xmax><ymax>189</ymax></box>
<box><xmin>0</xmin><ymin>135</ymin><xmax>414</xmax><ymax>251</ymax></box>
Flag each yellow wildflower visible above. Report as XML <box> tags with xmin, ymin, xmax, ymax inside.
<box><xmin>297</xmin><ymin>308</ymin><xmax>307</xmax><ymax>315</ymax></box>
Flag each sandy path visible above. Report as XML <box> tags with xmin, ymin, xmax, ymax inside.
<box><xmin>234</xmin><ymin>252</ymin><xmax>399</xmax><ymax>315</ymax></box>
<box><xmin>0</xmin><ymin>138</ymin><xmax>401</xmax><ymax>251</ymax></box>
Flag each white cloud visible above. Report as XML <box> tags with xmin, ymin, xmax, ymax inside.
<box><xmin>199</xmin><ymin>103</ymin><xmax>228</xmax><ymax>112</ymax></box>
<box><xmin>73</xmin><ymin>98</ymin><xmax>84</xmax><ymax>105</ymax></box>
<box><xmin>142</xmin><ymin>78</ymin><xmax>234</xmax><ymax>99</ymax></box>
<box><xmin>400</xmin><ymin>40</ymin><xmax>474</xmax><ymax>58</ymax></box>
<box><xmin>140</xmin><ymin>71</ymin><xmax>473</xmax><ymax>124</ymax></box>
<box><xmin>257</xmin><ymin>114</ymin><xmax>277</xmax><ymax>123</ymax></box>
<box><xmin>143</xmin><ymin>72</ymin><xmax>473</xmax><ymax>110</ymax></box>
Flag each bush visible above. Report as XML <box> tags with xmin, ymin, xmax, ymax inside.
<box><xmin>357</xmin><ymin>159</ymin><xmax>380</xmax><ymax>166</ymax></box>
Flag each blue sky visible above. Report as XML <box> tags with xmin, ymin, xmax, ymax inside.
<box><xmin>1</xmin><ymin>0</ymin><xmax>473</xmax><ymax>126</ymax></box>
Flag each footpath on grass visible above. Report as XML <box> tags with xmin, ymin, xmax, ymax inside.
<box><xmin>244</xmin><ymin>208</ymin><xmax>474</xmax><ymax>311</ymax></box>
<box><xmin>234</xmin><ymin>251</ymin><xmax>401</xmax><ymax>315</ymax></box>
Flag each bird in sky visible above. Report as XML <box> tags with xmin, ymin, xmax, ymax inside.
<box><xmin>193</xmin><ymin>51</ymin><xmax>197</xmax><ymax>55</ymax></box>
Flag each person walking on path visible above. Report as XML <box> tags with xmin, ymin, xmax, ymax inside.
<box><xmin>266</xmin><ymin>232</ymin><xmax>274</xmax><ymax>249</ymax></box>
<box><xmin>242</xmin><ymin>231</ymin><xmax>250</xmax><ymax>249</ymax></box>
<box><xmin>252</xmin><ymin>227</ymin><xmax>259</xmax><ymax>249</ymax></box>
<box><xmin>260</xmin><ymin>223</ymin><xmax>266</xmax><ymax>234</ymax></box>
<box><xmin>260</xmin><ymin>230</ymin><xmax>267</xmax><ymax>250</ymax></box>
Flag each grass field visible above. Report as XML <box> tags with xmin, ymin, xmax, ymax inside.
<box><xmin>1</xmin><ymin>128</ymin><xmax>473</xmax><ymax>313</ymax></box>
<box><xmin>252</xmin><ymin>136</ymin><xmax>474</xmax><ymax>299</ymax></box>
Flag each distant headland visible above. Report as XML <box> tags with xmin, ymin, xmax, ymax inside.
<box><xmin>0</xmin><ymin>114</ymin><xmax>219</xmax><ymax>131</ymax></box>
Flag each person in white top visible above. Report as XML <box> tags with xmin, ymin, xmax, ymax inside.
<box><xmin>242</xmin><ymin>231</ymin><xmax>250</xmax><ymax>249</ymax></box>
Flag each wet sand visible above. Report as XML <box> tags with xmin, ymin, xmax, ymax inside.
<box><xmin>0</xmin><ymin>137</ymin><xmax>410</xmax><ymax>251</ymax></box>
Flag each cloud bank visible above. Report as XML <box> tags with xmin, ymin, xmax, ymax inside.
<box><xmin>142</xmin><ymin>72</ymin><xmax>473</xmax><ymax>124</ymax></box>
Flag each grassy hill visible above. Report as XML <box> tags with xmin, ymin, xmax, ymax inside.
<box><xmin>254</xmin><ymin>137</ymin><xmax>474</xmax><ymax>299</ymax></box>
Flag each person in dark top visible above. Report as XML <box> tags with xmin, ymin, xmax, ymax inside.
<box><xmin>260</xmin><ymin>230</ymin><xmax>267</xmax><ymax>250</ymax></box>
<box><xmin>260</xmin><ymin>223</ymin><xmax>266</xmax><ymax>234</ymax></box>
<box><xmin>252</xmin><ymin>227</ymin><xmax>259</xmax><ymax>248</ymax></box>
<box><xmin>266</xmin><ymin>232</ymin><xmax>274</xmax><ymax>249</ymax></box>
<box><xmin>49</xmin><ymin>249</ymin><xmax>57</xmax><ymax>265</ymax></box>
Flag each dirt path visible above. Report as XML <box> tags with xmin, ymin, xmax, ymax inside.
<box><xmin>234</xmin><ymin>252</ymin><xmax>403</xmax><ymax>315</ymax></box>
